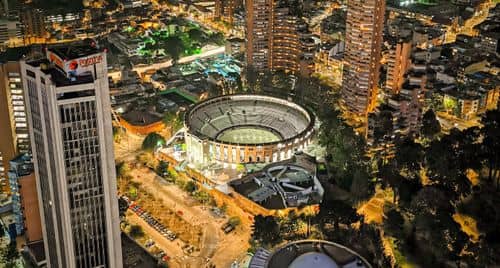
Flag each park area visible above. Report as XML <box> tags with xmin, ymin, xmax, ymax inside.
<box><xmin>121</xmin><ymin>18</ymin><xmax>225</xmax><ymax>60</ymax></box>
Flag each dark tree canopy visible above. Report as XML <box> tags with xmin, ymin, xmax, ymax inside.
<box><xmin>421</xmin><ymin>109</ymin><xmax>441</xmax><ymax>139</ymax></box>
<box><xmin>142</xmin><ymin>133</ymin><xmax>166</xmax><ymax>152</ymax></box>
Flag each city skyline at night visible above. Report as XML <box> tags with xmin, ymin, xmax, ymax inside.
<box><xmin>0</xmin><ymin>0</ymin><xmax>498</xmax><ymax>268</ymax></box>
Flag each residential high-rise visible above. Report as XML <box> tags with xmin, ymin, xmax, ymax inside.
<box><xmin>246</xmin><ymin>0</ymin><xmax>314</xmax><ymax>75</ymax></box>
<box><xmin>21</xmin><ymin>44</ymin><xmax>123</xmax><ymax>268</ymax></box>
<box><xmin>246</xmin><ymin>0</ymin><xmax>272</xmax><ymax>71</ymax></box>
<box><xmin>342</xmin><ymin>0</ymin><xmax>385</xmax><ymax>115</ymax></box>
<box><xmin>215</xmin><ymin>0</ymin><xmax>242</xmax><ymax>24</ymax></box>
<box><xmin>20</xmin><ymin>7</ymin><xmax>46</xmax><ymax>44</ymax></box>
<box><xmin>0</xmin><ymin>48</ymin><xmax>31</xmax><ymax>194</ymax></box>
<box><xmin>385</xmin><ymin>39</ymin><xmax>412</xmax><ymax>94</ymax></box>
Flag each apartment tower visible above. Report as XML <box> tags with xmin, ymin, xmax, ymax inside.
<box><xmin>246</xmin><ymin>0</ymin><xmax>314</xmax><ymax>75</ymax></box>
<box><xmin>385</xmin><ymin>39</ymin><xmax>412</xmax><ymax>94</ymax></box>
<box><xmin>342</xmin><ymin>0</ymin><xmax>385</xmax><ymax>115</ymax></box>
<box><xmin>0</xmin><ymin>50</ymin><xmax>31</xmax><ymax>194</ymax></box>
<box><xmin>21</xmin><ymin>44</ymin><xmax>122</xmax><ymax>268</ymax></box>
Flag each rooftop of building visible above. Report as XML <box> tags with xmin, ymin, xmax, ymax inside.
<box><xmin>249</xmin><ymin>240</ymin><xmax>371</xmax><ymax>268</ymax></box>
<box><xmin>0</xmin><ymin>46</ymin><xmax>41</xmax><ymax>63</ymax></box>
<box><xmin>26</xmin><ymin>58</ymin><xmax>95</xmax><ymax>87</ymax></box>
<box><xmin>26</xmin><ymin>240</ymin><xmax>46</xmax><ymax>264</ymax></box>
<box><xmin>230</xmin><ymin>154</ymin><xmax>323</xmax><ymax>210</ymax></box>
<box><xmin>387</xmin><ymin>0</ymin><xmax>477</xmax><ymax>25</ymax></box>
<box><xmin>48</xmin><ymin>42</ymin><xmax>100</xmax><ymax>61</ymax></box>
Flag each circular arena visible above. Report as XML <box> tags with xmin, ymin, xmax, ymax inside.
<box><xmin>184</xmin><ymin>94</ymin><xmax>315</xmax><ymax>164</ymax></box>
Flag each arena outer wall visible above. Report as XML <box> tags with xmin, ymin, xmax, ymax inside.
<box><xmin>184</xmin><ymin>94</ymin><xmax>315</xmax><ymax>165</ymax></box>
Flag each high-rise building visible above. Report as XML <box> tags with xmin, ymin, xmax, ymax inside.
<box><xmin>385</xmin><ymin>39</ymin><xmax>412</xmax><ymax>94</ymax></box>
<box><xmin>0</xmin><ymin>48</ymin><xmax>31</xmax><ymax>194</ymax></box>
<box><xmin>214</xmin><ymin>0</ymin><xmax>242</xmax><ymax>24</ymax></box>
<box><xmin>342</xmin><ymin>0</ymin><xmax>385</xmax><ymax>115</ymax></box>
<box><xmin>246</xmin><ymin>0</ymin><xmax>314</xmax><ymax>75</ymax></box>
<box><xmin>0</xmin><ymin>18</ymin><xmax>22</xmax><ymax>48</ymax></box>
<box><xmin>246</xmin><ymin>0</ymin><xmax>272</xmax><ymax>71</ymax></box>
<box><xmin>21</xmin><ymin>44</ymin><xmax>123</xmax><ymax>268</ymax></box>
<box><xmin>20</xmin><ymin>7</ymin><xmax>46</xmax><ymax>44</ymax></box>
<box><xmin>8</xmin><ymin>153</ymin><xmax>42</xmax><ymax>242</ymax></box>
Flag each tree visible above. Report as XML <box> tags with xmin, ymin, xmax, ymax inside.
<box><xmin>383</xmin><ymin>208</ymin><xmax>405</xmax><ymax>238</ymax></box>
<box><xmin>316</xmin><ymin>200</ymin><xmax>360</xmax><ymax>233</ymax></box>
<box><xmin>157</xmin><ymin>160</ymin><xmax>169</xmax><ymax>177</ymax></box>
<box><xmin>129</xmin><ymin>225</ymin><xmax>144</xmax><ymax>238</ymax></box>
<box><xmin>183</xmin><ymin>180</ymin><xmax>197</xmax><ymax>193</ymax></box>
<box><xmin>0</xmin><ymin>242</ymin><xmax>19</xmax><ymax>268</ymax></box>
<box><xmin>251</xmin><ymin>215</ymin><xmax>281</xmax><ymax>245</ymax></box>
<box><xmin>163</xmin><ymin>112</ymin><xmax>183</xmax><ymax>132</ymax></box>
<box><xmin>188</xmin><ymin>28</ymin><xmax>206</xmax><ymax>43</ymax></box>
<box><xmin>228</xmin><ymin>216</ymin><xmax>241</xmax><ymax>227</ymax></box>
<box><xmin>164</xmin><ymin>36</ymin><xmax>185</xmax><ymax>64</ymax></box>
<box><xmin>480</xmin><ymin>109</ymin><xmax>500</xmax><ymax>186</ymax></box>
<box><xmin>395</xmin><ymin>138</ymin><xmax>424</xmax><ymax>176</ymax></box>
<box><xmin>373</xmin><ymin>109</ymin><xmax>394</xmax><ymax>142</ymax></box>
<box><xmin>142</xmin><ymin>132</ymin><xmax>165</xmax><ymax>152</ymax></box>
<box><xmin>208</xmin><ymin>32</ymin><xmax>225</xmax><ymax>45</ymax></box>
<box><xmin>113</xmin><ymin>126</ymin><xmax>125</xmax><ymax>142</ymax></box>
<box><xmin>116</xmin><ymin>161</ymin><xmax>131</xmax><ymax>179</ymax></box>
<box><xmin>421</xmin><ymin>109</ymin><xmax>441</xmax><ymax>139</ymax></box>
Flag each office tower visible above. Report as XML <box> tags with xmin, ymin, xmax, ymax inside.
<box><xmin>342</xmin><ymin>0</ymin><xmax>385</xmax><ymax>115</ymax></box>
<box><xmin>21</xmin><ymin>44</ymin><xmax>123</xmax><ymax>268</ymax></box>
<box><xmin>386</xmin><ymin>39</ymin><xmax>412</xmax><ymax>94</ymax></box>
<box><xmin>8</xmin><ymin>153</ymin><xmax>43</xmax><ymax>242</ymax></box>
<box><xmin>246</xmin><ymin>0</ymin><xmax>314</xmax><ymax>75</ymax></box>
<box><xmin>0</xmin><ymin>51</ymin><xmax>30</xmax><ymax>194</ymax></box>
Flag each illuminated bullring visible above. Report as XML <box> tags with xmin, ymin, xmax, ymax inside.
<box><xmin>185</xmin><ymin>94</ymin><xmax>315</xmax><ymax>164</ymax></box>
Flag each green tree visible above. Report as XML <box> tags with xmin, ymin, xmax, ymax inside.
<box><xmin>129</xmin><ymin>225</ymin><xmax>144</xmax><ymax>238</ymax></box>
<box><xmin>164</xmin><ymin>36</ymin><xmax>185</xmax><ymax>64</ymax></box>
<box><xmin>394</xmin><ymin>137</ymin><xmax>424</xmax><ymax>177</ymax></box>
<box><xmin>421</xmin><ymin>109</ymin><xmax>441</xmax><ymax>139</ymax></box>
<box><xmin>187</xmin><ymin>28</ymin><xmax>206</xmax><ymax>43</ymax></box>
<box><xmin>480</xmin><ymin>109</ymin><xmax>500</xmax><ymax>186</ymax></box>
<box><xmin>184</xmin><ymin>180</ymin><xmax>197</xmax><ymax>193</ymax></box>
<box><xmin>251</xmin><ymin>215</ymin><xmax>281</xmax><ymax>245</ymax></box>
<box><xmin>316</xmin><ymin>200</ymin><xmax>360</xmax><ymax>233</ymax></box>
<box><xmin>116</xmin><ymin>161</ymin><xmax>131</xmax><ymax>180</ymax></box>
<box><xmin>142</xmin><ymin>133</ymin><xmax>166</xmax><ymax>152</ymax></box>
<box><xmin>0</xmin><ymin>242</ymin><xmax>19</xmax><ymax>268</ymax></box>
<box><xmin>383</xmin><ymin>208</ymin><xmax>405</xmax><ymax>238</ymax></box>
<box><xmin>228</xmin><ymin>216</ymin><xmax>241</xmax><ymax>227</ymax></box>
<box><xmin>157</xmin><ymin>160</ymin><xmax>169</xmax><ymax>177</ymax></box>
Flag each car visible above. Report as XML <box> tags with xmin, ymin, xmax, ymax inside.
<box><xmin>221</xmin><ymin>222</ymin><xmax>231</xmax><ymax>231</ymax></box>
<box><xmin>144</xmin><ymin>240</ymin><xmax>155</xmax><ymax>248</ymax></box>
<box><xmin>224</xmin><ymin>225</ymin><xmax>235</xmax><ymax>234</ymax></box>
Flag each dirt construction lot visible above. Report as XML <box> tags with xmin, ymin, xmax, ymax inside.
<box><xmin>121</xmin><ymin>167</ymin><xmax>251</xmax><ymax>268</ymax></box>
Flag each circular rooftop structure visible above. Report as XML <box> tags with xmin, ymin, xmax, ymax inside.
<box><xmin>185</xmin><ymin>95</ymin><xmax>315</xmax><ymax>164</ymax></box>
<box><xmin>249</xmin><ymin>240</ymin><xmax>372</xmax><ymax>268</ymax></box>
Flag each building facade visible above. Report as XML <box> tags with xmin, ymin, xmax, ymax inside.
<box><xmin>8</xmin><ymin>153</ymin><xmax>42</xmax><ymax>242</ymax></box>
<box><xmin>385</xmin><ymin>40</ymin><xmax>412</xmax><ymax>94</ymax></box>
<box><xmin>0</xmin><ymin>59</ymin><xmax>30</xmax><ymax>194</ymax></box>
<box><xmin>342</xmin><ymin>0</ymin><xmax>385</xmax><ymax>115</ymax></box>
<box><xmin>246</xmin><ymin>0</ymin><xmax>314</xmax><ymax>75</ymax></box>
<box><xmin>21</xmin><ymin>44</ymin><xmax>122</xmax><ymax>268</ymax></box>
